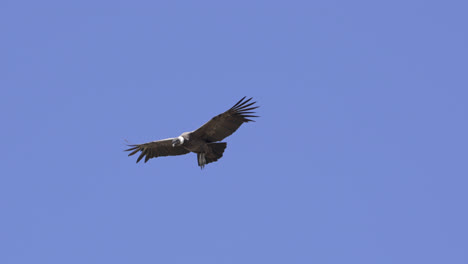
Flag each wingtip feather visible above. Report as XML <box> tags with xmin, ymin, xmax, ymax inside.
<box><xmin>231</xmin><ymin>96</ymin><xmax>247</xmax><ymax>109</ymax></box>
<box><xmin>136</xmin><ymin>152</ymin><xmax>145</xmax><ymax>163</ymax></box>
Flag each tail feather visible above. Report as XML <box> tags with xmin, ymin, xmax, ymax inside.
<box><xmin>197</xmin><ymin>142</ymin><xmax>227</xmax><ymax>169</ymax></box>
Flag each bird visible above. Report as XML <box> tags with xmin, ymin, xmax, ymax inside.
<box><xmin>125</xmin><ymin>96</ymin><xmax>259</xmax><ymax>169</ymax></box>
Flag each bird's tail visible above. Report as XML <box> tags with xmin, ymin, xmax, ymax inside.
<box><xmin>197</xmin><ymin>142</ymin><xmax>227</xmax><ymax>169</ymax></box>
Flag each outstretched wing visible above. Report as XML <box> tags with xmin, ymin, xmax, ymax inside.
<box><xmin>191</xmin><ymin>97</ymin><xmax>259</xmax><ymax>142</ymax></box>
<box><xmin>125</xmin><ymin>138</ymin><xmax>190</xmax><ymax>163</ymax></box>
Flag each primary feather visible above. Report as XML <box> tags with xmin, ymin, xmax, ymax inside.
<box><xmin>125</xmin><ymin>97</ymin><xmax>259</xmax><ymax>168</ymax></box>
<box><xmin>125</xmin><ymin>138</ymin><xmax>190</xmax><ymax>163</ymax></box>
<box><xmin>191</xmin><ymin>96</ymin><xmax>259</xmax><ymax>142</ymax></box>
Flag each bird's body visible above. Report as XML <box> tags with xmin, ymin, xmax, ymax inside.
<box><xmin>125</xmin><ymin>97</ymin><xmax>259</xmax><ymax>169</ymax></box>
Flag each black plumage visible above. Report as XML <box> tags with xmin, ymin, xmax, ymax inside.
<box><xmin>125</xmin><ymin>97</ymin><xmax>259</xmax><ymax>168</ymax></box>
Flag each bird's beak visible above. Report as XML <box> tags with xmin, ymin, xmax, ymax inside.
<box><xmin>172</xmin><ymin>139</ymin><xmax>179</xmax><ymax>147</ymax></box>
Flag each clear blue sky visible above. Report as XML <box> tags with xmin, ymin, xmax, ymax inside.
<box><xmin>2</xmin><ymin>1</ymin><xmax>467</xmax><ymax>263</ymax></box>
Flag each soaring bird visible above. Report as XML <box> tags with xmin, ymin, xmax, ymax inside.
<box><xmin>125</xmin><ymin>97</ymin><xmax>259</xmax><ymax>169</ymax></box>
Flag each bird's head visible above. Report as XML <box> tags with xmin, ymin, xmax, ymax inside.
<box><xmin>172</xmin><ymin>136</ymin><xmax>185</xmax><ymax>147</ymax></box>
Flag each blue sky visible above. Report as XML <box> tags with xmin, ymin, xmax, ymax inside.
<box><xmin>2</xmin><ymin>0</ymin><xmax>468</xmax><ymax>263</ymax></box>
